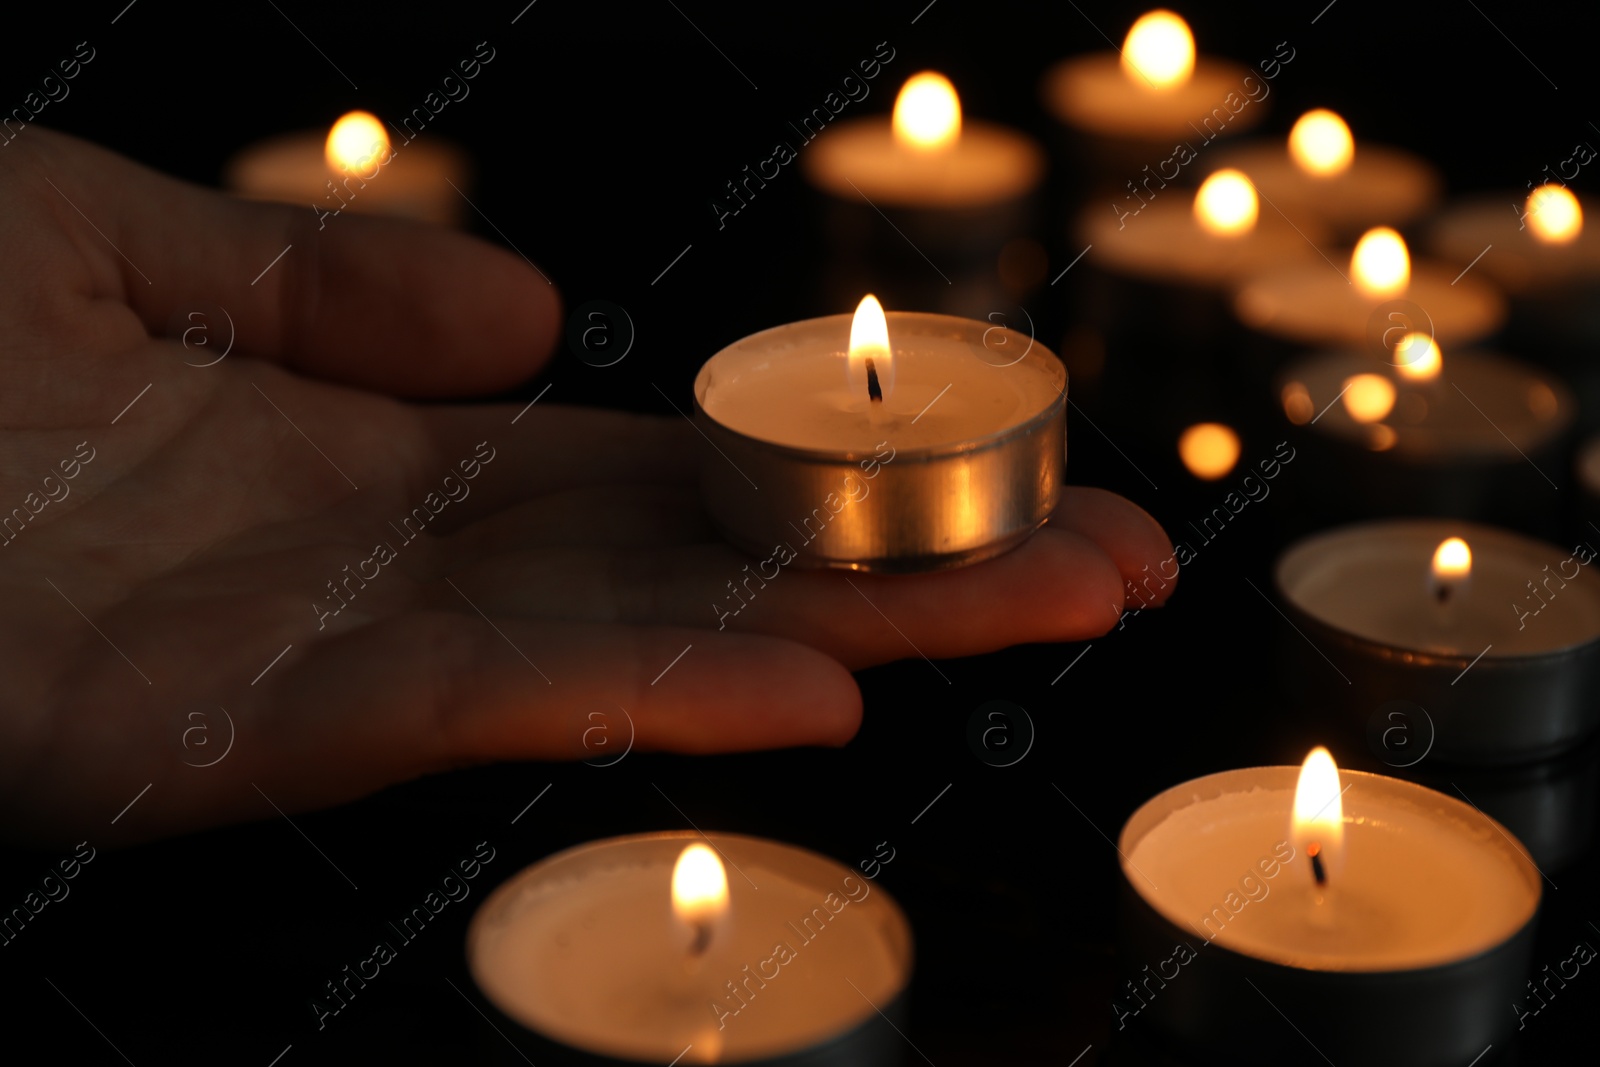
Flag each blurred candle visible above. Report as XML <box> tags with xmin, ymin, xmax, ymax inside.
<box><xmin>226</xmin><ymin>109</ymin><xmax>468</xmax><ymax>225</ymax></box>
<box><xmin>1208</xmin><ymin>110</ymin><xmax>1440</xmax><ymax>233</ymax></box>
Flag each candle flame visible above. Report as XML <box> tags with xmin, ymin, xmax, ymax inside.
<box><xmin>325</xmin><ymin>111</ymin><xmax>389</xmax><ymax>174</ymax></box>
<box><xmin>1194</xmin><ymin>169</ymin><xmax>1259</xmax><ymax>237</ymax></box>
<box><xmin>1393</xmin><ymin>331</ymin><xmax>1441</xmax><ymax>381</ymax></box>
<box><xmin>1432</xmin><ymin>537</ymin><xmax>1472</xmax><ymax>581</ymax></box>
<box><xmin>893</xmin><ymin>72</ymin><xmax>961</xmax><ymax>151</ymax></box>
<box><xmin>1288</xmin><ymin>109</ymin><xmax>1354</xmax><ymax>178</ymax></box>
<box><xmin>1526</xmin><ymin>183</ymin><xmax>1582</xmax><ymax>245</ymax></box>
<box><xmin>1122</xmin><ymin>10</ymin><xmax>1195</xmax><ymax>90</ymax></box>
<box><xmin>1178</xmin><ymin>422</ymin><xmax>1241</xmax><ymax>480</ymax></box>
<box><xmin>1282</xmin><ymin>381</ymin><xmax>1314</xmax><ymax>425</ymax></box>
<box><xmin>1342</xmin><ymin>373</ymin><xmax>1396</xmax><ymax>423</ymax></box>
<box><xmin>1292</xmin><ymin>747</ymin><xmax>1344</xmax><ymax>878</ymax></box>
<box><xmin>1352</xmin><ymin>227</ymin><xmax>1410</xmax><ymax>299</ymax></box>
<box><xmin>672</xmin><ymin>843</ymin><xmax>729</xmax><ymax>927</ymax></box>
<box><xmin>848</xmin><ymin>294</ymin><xmax>895</xmax><ymax>402</ymax></box>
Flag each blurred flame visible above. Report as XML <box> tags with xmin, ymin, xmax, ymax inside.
<box><xmin>1122</xmin><ymin>10</ymin><xmax>1195</xmax><ymax>89</ymax></box>
<box><xmin>1526</xmin><ymin>183</ymin><xmax>1582</xmax><ymax>245</ymax></box>
<box><xmin>1288</xmin><ymin>109</ymin><xmax>1354</xmax><ymax>177</ymax></box>
<box><xmin>1432</xmin><ymin>537</ymin><xmax>1472</xmax><ymax>581</ymax></box>
<box><xmin>1194</xmin><ymin>170</ymin><xmax>1259</xmax><ymax>237</ymax></box>
<box><xmin>1178</xmin><ymin>423</ymin><xmax>1241</xmax><ymax>480</ymax></box>
<box><xmin>893</xmin><ymin>72</ymin><xmax>961</xmax><ymax>151</ymax></box>
<box><xmin>672</xmin><ymin>843</ymin><xmax>729</xmax><ymax>926</ymax></box>
<box><xmin>1342</xmin><ymin>373</ymin><xmax>1396</xmax><ymax>422</ymax></box>
<box><xmin>1282</xmin><ymin>381</ymin><xmax>1314</xmax><ymax>425</ymax></box>
<box><xmin>1352</xmin><ymin>227</ymin><xmax>1410</xmax><ymax>299</ymax></box>
<box><xmin>1393</xmin><ymin>332</ymin><xmax>1441</xmax><ymax>381</ymax></box>
<box><xmin>325</xmin><ymin>111</ymin><xmax>389</xmax><ymax>173</ymax></box>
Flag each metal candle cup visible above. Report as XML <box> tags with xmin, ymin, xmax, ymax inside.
<box><xmin>693</xmin><ymin>311</ymin><xmax>1067</xmax><ymax>572</ymax></box>
<box><xmin>1116</xmin><ymin>766</ymin><xmax>1541</xmax><ymax>1066</ymax></box>
<box><xmin>466</xmin><ymin>831</ymin><xmax>913</xmax><ymax>1067</ymax></box>
<box><xmin>1275</xmin><ymin>519</ymin><xmax>1600</xmax><ymax>763</ymax></box>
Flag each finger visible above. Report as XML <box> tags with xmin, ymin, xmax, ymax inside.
<box><xmin>418</xmin><ymin>405</ymin><xmax>700</xmax><ymax>529</ymax></box>
<box><xmin>238</xmin><ymin>611</ymin><xmax>862</xmax><ymax>815</ymax></box>
<box><xmin>440</xmin><ymin>482</ymin><xmax>713</xmax><ymax>565</ymax></box>
<box><xmin>438</xmin><ymin>526</ymin><xmax>1128</xmax><ymax>669</ymax></box>
<box><xmin>12</xmin><ymin>127</ymin><xmax>559</xmax><ymax>397</ymax></box>
<box><xmin>1048</xmin><ymin>487</ymin><xmax>1177</xmax><ymax>605</ymax></box>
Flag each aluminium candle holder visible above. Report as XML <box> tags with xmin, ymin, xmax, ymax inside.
<box><xmin>693</xmin><ymin>312</ymin><xmax>1067</xmax><ymax>573</ymax></box>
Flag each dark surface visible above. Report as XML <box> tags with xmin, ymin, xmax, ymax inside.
<box><xmin>5</xmin><ymin>2</ymin><xmax>1600</xmax><ymax>1064</ymax></box>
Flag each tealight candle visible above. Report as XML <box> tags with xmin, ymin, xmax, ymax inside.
<box><xmin>1081</xmin><ymin>168</ymin><xmax>1330</xmax><ymax>287</ymax></box>
<box><xmin>802</xmin><ymin>72</ymin><xmax>1045</xmax><ymax>313</ymax></box>
<box><xmin>1041</xmin><ymin>10</ymin><xmax>1265</xmax><ymax>145</ymax></box>
<box><xmin>467</xmin><ymin>832</ymin><xmax>912</xmax><ymax>1066</ymax></box>
<box><xmin>1275</xmin><ymin>519</ymin><xmax>1600</xmax><ymax>761</ymax></box>
<box><xmin>1234</xmin><ymin>226</ymin><xmax>1506</xmax><ymax>348</ymax></box>
<box><xmin>1116</xmin><ymin>751</ymin><xmax>1540</xmax><ymax>1065</ymax></box>
<box><xmin>803</xmin><ymin>72</ymin><xmax>1043</xmax><ymax>210</ymax></box>
<box><xmin>1428</xmin><ymin>185</ymin><xmax>1600</xmax><ymax>294</ymax></box>
<box><xmin>693</xmin><ymin>297</ymin><xmax>1066</xmax><ymax>571</ymax></box>
<box><xmin>225</xmin><ymin>110</ymin><xmax>469</xmax><ymax>225</ymax></box>
<box><xmin>1207</xmin><ymin>109</ymin><xmax>1441</xmax><ymax>233</ymax></box>
<box><xmin>1274</xmin><ymin>342</ymin><xmax>1573</xmax><ymax>528</ymax></box>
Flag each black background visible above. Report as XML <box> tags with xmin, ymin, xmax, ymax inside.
<box><xmin>3</xmin><ymin>1</ymin><xmax>1600</xmax><ymax>1064</ymax></box>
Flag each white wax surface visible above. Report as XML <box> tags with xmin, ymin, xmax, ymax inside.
<box><xmin>802</xmin><ymin>117</ymin><xmax>1044</xmax><ymax>208</ymax></box>
<box><xmin>1234</xmin><ymin>260</ymin><xmax>1505</xmax><ymax>347</ymax></box>
<box><xmin>470</xmin><ymin>836</ymin><xmax>910</xmax><ymax>1064</ymax></box>
<box><xmin>1277</xmin><ymin>519</ymin><xmax>1600</xmax><ymax>656</ymax></box>
<box><xmin>1428</xmin><ymin>195</ymin><xmax>1600</xmax><ymax>294</ymax></box>
<box><xmin>697</xmin><ymin>312</ymin><xmax>1065</xmax><ymax>452</ymax></box>
<box><xmin>225</xmin><ymin>131</ymin><xmax>468</xmax><ymax>225</ymax></box>
<box><xmin>1080</xmin><ymin>195</ymin><xmax>1329</xmax><ymax>287</ymax></box>
<box><xmin>1208</xmin><ymin>141</ymin><xmax>1440</xmax><ymax>231</ymax></box>
<box><xmin>1123</xmin><ymin>768</ymin><xmax>1539</xmax><ymax>971</ymax></box>
<box><xmin>1280</xmin><ymin>349</ymin><xmax>1570</xmax><ymax>459</ymax></box>
<box><xmin>1042</xmin><ymin>55</ymin><xmax>1264</xmax><ymax>141</ymax></box>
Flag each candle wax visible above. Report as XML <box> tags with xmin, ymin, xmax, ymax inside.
<box><xmin>1278</xmin><ymin>520</ymin><xmax>1600</xmax><ymax>656</ymax></box>
<box><xmin>804</xmin><ymin>118</ymin><xmax>1043</xmax><ymax>208</ymax></box>
<box><xmin>1235</xmin><ymin>261</ymin><xmax>1505</xmax><ymax>347</ymax></box>
<box><xmin>1125</xmin><ymin>770</ymin><xmax>1538</xmax><ymax>971</ymax></box>
<box><xmin>1042</xmin><ymin>55</ymin><xmax>1263</xmax><ymax>141</ymax></box>
<box><xmin>472</xmin><ymin>856</ymin><xmax>904</xmax><ymax>1063</ymax></box>
<box><xmin>699</xmin><ymin>313</ymin><xmax>1064</xmax><ymax>452</ymax></box>
<box><xmin>1081</xmin><ymin>194</ymin><xmax>1329</xmax><ymax>287</ymax></box>
<box><xmin>225</xmin><ymin>130</ymin><xmax>468</xmax><ymax>225</ymax></box>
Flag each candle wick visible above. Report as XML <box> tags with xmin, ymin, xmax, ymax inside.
<box><xmin>1435</xmin><ymin>584</ymin><xmax>1451</xmax><ymax>605</ymax></box>
<box><xmin>688</xmin><ymin>920</ymin><xmax>712</xmax><ymax>957</ymax></box>
<box><xmin>866</xmin><ymin>358</ymin><xmax>883</xmax><ymax>403</ymax></box>
<box><xmin>1308</xmin><ymin>843</ymin><xmax>1327</xmax><ymax>887</ymax></box>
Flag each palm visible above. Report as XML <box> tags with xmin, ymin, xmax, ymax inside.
<box><xmin>0</xmin><ymin>129</ymin><xmax>1174</xmax><ymax>846</ymax></box>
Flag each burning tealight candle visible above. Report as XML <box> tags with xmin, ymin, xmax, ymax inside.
<box><xmin>1081</xmin><ymin>168</ymin><xmax>1328</xmax><ymax>287</ymax></box>
<box><xmin>225</xmin><ymin>109</ymin><xmax>469</xmax><ymax>225</ymax></box>
<box><xmin>467</xmin><ymin>832</ymin><xmax>912</xmax><ymax>1066</ymax></box>
<box><xmin>1275</xmin><ymin>519</ymin><xmax>1600</xmax><ymax>761</ymax></box>
<box><xmin>1428</xmin><ymin>184</ymin><xmax>1600</xmax><ymax>295</ymax></box>
<box><xmin>1234</xmin><ymin>226</ymin><xmax>1506</xmax><ymax>348</ymax></box>
<box><xmin>1116</xmin><ymin>751</ymin><xmax>1540</xmax><ymax>1063</ymax></box>
<box><xmin>693</xmin><ymin>297</ymin><xmax>1066</xmax><ymax>571</ymax></box>
<box><xmin>1276</xmin><ymin>342</ymin><xmax>1572</xmax><ymax>528</ymax></box>
<box><xmin>1208</xmin><ymin>109</ymin><xmax>1440</xmax><ymax>234</ymax></box>
<box><xmin>803</xmin><ymin>72</ymin><xmax>1043</xmax><ymax>210</ymax></box>
<box><xmin>1042</xmin><ymin>9</ymin><xmax>1265</xmax><ymax>144</ymax></box>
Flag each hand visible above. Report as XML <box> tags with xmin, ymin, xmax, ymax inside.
<box><xmin>0</xmin><ymin>128</ymin><xmax>1174</xmax><ymax>846</ymax></box>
